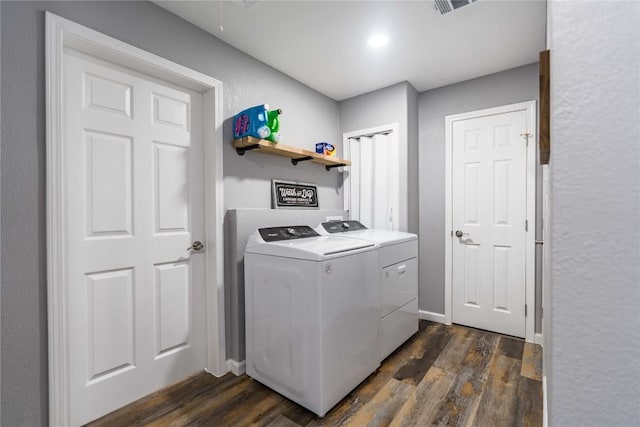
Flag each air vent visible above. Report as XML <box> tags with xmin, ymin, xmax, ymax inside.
<box><xmin>434</xmin><ymin>0</ymin><xmax>477</xmax><ymax>15</ymax></box>
<box><xmin>230</xmin><ymin>0</ymin><xmax>263</xmax><ymax>11</ymax></box>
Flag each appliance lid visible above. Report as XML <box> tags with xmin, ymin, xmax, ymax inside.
<box><xmin>316</xmin><ymin>222</ymin><xmax>417</xmax><ymax>246</ymax></box>
<box><xmin>245</xmin><ymin>228</ymin><xmax>375</xmax><ymax>261</ymax></box>
<box><xmin>344</xmin><ymin>229</ymin><xmax>418</xmax><ymax>246</ymax></box>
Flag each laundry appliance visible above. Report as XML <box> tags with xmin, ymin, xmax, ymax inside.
<box><xmin>244</xmin><ymin>225</ymin><xmax>379</xmax><ymax>417</ymax></box>
<box><xmin>316</xmin><ymin>220</ymin><xmax>419</xmax><ymax>361</ymax></box>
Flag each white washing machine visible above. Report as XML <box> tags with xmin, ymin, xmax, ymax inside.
<box><xmin>244</xmin><ymin>225</ymin><xmax>379</xmax><ymax>417</ymax></box>
<box><xmin>316</xmin><ymin>221</ymin><xmax>419</xmax><ymax>362</ymax></box>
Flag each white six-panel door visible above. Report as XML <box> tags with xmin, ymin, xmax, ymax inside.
<box><xmin>451</xmin><ymin>109</ymin><xmax>528</xmax><ymax>338</ymax></box>
<box><xmin>63</xmin><ymin>48</ymin><xmax>206</xmax><ymax>425</ymax></box>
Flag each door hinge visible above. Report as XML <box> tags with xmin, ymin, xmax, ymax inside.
<box><xmin>525</xmin><ymin>304</ymin><xmax>528</xmax><ymax>317</ymax></box>
<box><xmin>525</xmin><ymin>220</ymin><xmax>528</xmax><ymax>232</ymax></box>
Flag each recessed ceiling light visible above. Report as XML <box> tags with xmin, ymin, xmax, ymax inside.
<box><xmin>368</xmin><ymin>34</ymin><xmax>389</xmax><ymax>48</ymax></box>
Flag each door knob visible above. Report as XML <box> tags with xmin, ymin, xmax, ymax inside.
<box><xmin>187</xmin><ymin>241</ymin><xmax>204</xmax><ymax>251</ymax></box>
<box><xmin>455</xmin><ymin>230</ymin><xmax>464</xmax><ymax>238</ymax></box>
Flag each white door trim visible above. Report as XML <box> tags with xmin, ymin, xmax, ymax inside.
<box><xmin>444</xmin><ymin>101</ymin><xmax>536</xmax><ymax>342</ymax></box>
<box><xmin>45</xmin><ymin>13</ymin><xmax>226</xmax><ymax>426</ymax></box>
<box><xmin>342</xmin><ymin>123</ymin><xmax>404</xmax><ymax>230</ymax></box>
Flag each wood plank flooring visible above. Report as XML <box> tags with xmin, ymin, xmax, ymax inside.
<box><xmin>88</xmin><ymin>321</ymin><xmax>543</xmax><ymax>427</ymax></box>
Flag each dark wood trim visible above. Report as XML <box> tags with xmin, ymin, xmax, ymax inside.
<box><xmin>539</xmin><ymin>49</ymin><xmax>550</xmax><ymax>165</ymax></box>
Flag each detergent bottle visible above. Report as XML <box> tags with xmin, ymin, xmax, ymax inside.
<box><xmin>265</xmin><ymin>108</ymin><xmax>282</xmax><ymax>143</ymax></box>
<box><xmin>232</xmin><ymin>104</ymin><xmax>271</xmax><ymax>140</ymax></box>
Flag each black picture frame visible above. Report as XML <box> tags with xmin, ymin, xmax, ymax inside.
<box><xmin>271</xmin><ymin>180</ymin><xmax>319</xmax><ymax>209</ymax></box>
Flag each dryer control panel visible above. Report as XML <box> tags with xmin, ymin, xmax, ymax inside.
<box><xmin>259</xmin><ymin>226</ymin><xmax>320</xmax><ymax>242</ymax></box>
<box><xmin>321</xmin><ymin>220</ymin><xmax>368</xmax><ymax>234</ymax></box>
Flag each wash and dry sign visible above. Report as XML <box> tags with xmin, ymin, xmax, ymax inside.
<box><xmin>272</xmin><ymin>180</ymin><xmax>318</xmax><ymax>209</ymax></box>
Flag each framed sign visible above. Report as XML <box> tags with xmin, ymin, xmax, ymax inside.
<box><xmin>272</xmin><ymin>180</ymin><xmax>319</xmax><ymax>209</ymax></box>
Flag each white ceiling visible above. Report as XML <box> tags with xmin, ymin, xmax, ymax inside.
<box><xmin>154</xmin><ymin>0</ymin><xmax>547</xmax><ymax>101</ymax></box>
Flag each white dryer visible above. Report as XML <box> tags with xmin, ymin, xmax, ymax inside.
<box><xmin>317</xmin><ymin>221</ymin><xmax>419</xmax><ymax>361</ymax></box>
<box><xmin>244</xmin><ymin>225</ymin><xmax>379</xmax><ymax>417</ymax></box>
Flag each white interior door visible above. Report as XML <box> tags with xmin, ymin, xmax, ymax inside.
<box><xmin>347</xmin><ymin>132</ymin><xmax>399</xmax><ymax>230</ymax></box>
<box><xmin>451</xmin><ymin>109</ymin><xmax>528</xmax><ymax>337</ymax></box>
<box><xmin>63</xmin><ymin>48</ymin><xmax>206</xmax><ymax>425</ymax></box>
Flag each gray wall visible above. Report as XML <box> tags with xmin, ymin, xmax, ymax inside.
<box><xmin>548</xmin><ymin>1</ymin><xmax>640</xmax><ymax>425</ymax></box>
<box><xmin>0</xmin><ymin>2</ymin><xmax>3</xmax><ymax>421</ymax></box>
<box><xmin>340</xmin><ymin>81</ymin><xmax>420</xmax><ymax>234</ymax></box>
<box><xmin>0</xmin><ymin>1</ymin><xmax>343</xmax><ymax>425</ymax></box>
<box><xmin>417</xmin><ymin>63</ymin><xmax>542</xmax><ymax>328</ymax></box>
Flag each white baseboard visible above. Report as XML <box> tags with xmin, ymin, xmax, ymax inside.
<box><xmin>535</xmin><ymin>332</ymin><xmax>543</xmax><ymax>346</ymax></box>
<box><xmin>418</xmin><ymin>310</ymin><xmax>446</xmax><ymax>324</ymax></box>
<box><xmin>226</xmin><ymin>359</ymin><xmax>246</xmax><ymax>376</ymax></box>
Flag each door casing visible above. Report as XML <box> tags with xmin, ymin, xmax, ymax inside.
<box><xmin>444</xmin><ymin>101</ymin><xmax>537</xmax><ymax>342</ymax></box>
<box><xmin>45</xmin><ymin>12</ymin><xmax>226</xmax><ymax>426</ymax></box>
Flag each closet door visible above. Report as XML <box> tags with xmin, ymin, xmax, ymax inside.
<box><xmin>347</xmin><ymin>131</ymin><xmax>399</xmax><ymax>230</ymax></box>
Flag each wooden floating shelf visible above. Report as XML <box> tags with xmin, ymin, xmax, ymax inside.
<box><xmin>233</xmin><ymin>136</ymin><xmax>351</xmax><ymax>171</ymax></box>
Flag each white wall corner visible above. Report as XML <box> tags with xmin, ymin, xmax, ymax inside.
<box><xmin>418</xmin><ymin>310</ymin><xmax>446</xmax><ymax>324</ymax></box>
<box><xmin>535</xmin><ymin>332</ymin><xmax>543</xmax><ymax>346</ymax></box>
<box><xmin>542</xmin><ymin>375</ymin><xmax>548</xmax><ymax>427</ymax></box>
<box><xmin>226</xmin><ymin>359</ymin><xmax>246</xmax><ymax>376</ymax></box>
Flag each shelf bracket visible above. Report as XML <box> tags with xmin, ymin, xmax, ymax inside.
<box><xmin>291</xmin><ymin>156</ymin><xmax>313</xmax><ymax>166</ymax></box>
<box><xmin>235</xmin><ymin>144</ymin><xmax>260</xmax><ymax>156</ymax></box>
<box><xmin>325</xmin><ymin>163</ymin><xmax>346</xmax><ymax>171</ymax></box>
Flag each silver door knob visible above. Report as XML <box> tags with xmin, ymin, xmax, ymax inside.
<box><xmin>455</xmin><ymin>230</ymin><xmax>464</xmax><ymax>238</ymax></box>
<box><xmin>187</xmin><ymin>241</ymin><xmax>204</xmax><ymax>251</ymax></box>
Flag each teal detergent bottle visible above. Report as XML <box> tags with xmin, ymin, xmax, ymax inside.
<box><xmin>265</xmin><ymin>109</ymin><xmax>282</xmax><ymax>143</ymax></box>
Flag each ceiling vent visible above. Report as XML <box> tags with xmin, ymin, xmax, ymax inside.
<box><xmin>434</xmin><ymin>0</ymin><xmax>477</xmax><ymax>15</ymax></box>
<box><xmin>230</xmin><ymin>0</ymin><xmax>263</xmax><ymax>11</ymax></box>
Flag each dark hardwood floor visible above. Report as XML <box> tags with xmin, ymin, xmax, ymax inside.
<box><xmin>88</xmin><ymin>321</ymin><xmax>543</xmax><ymax>427</ymax></box>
